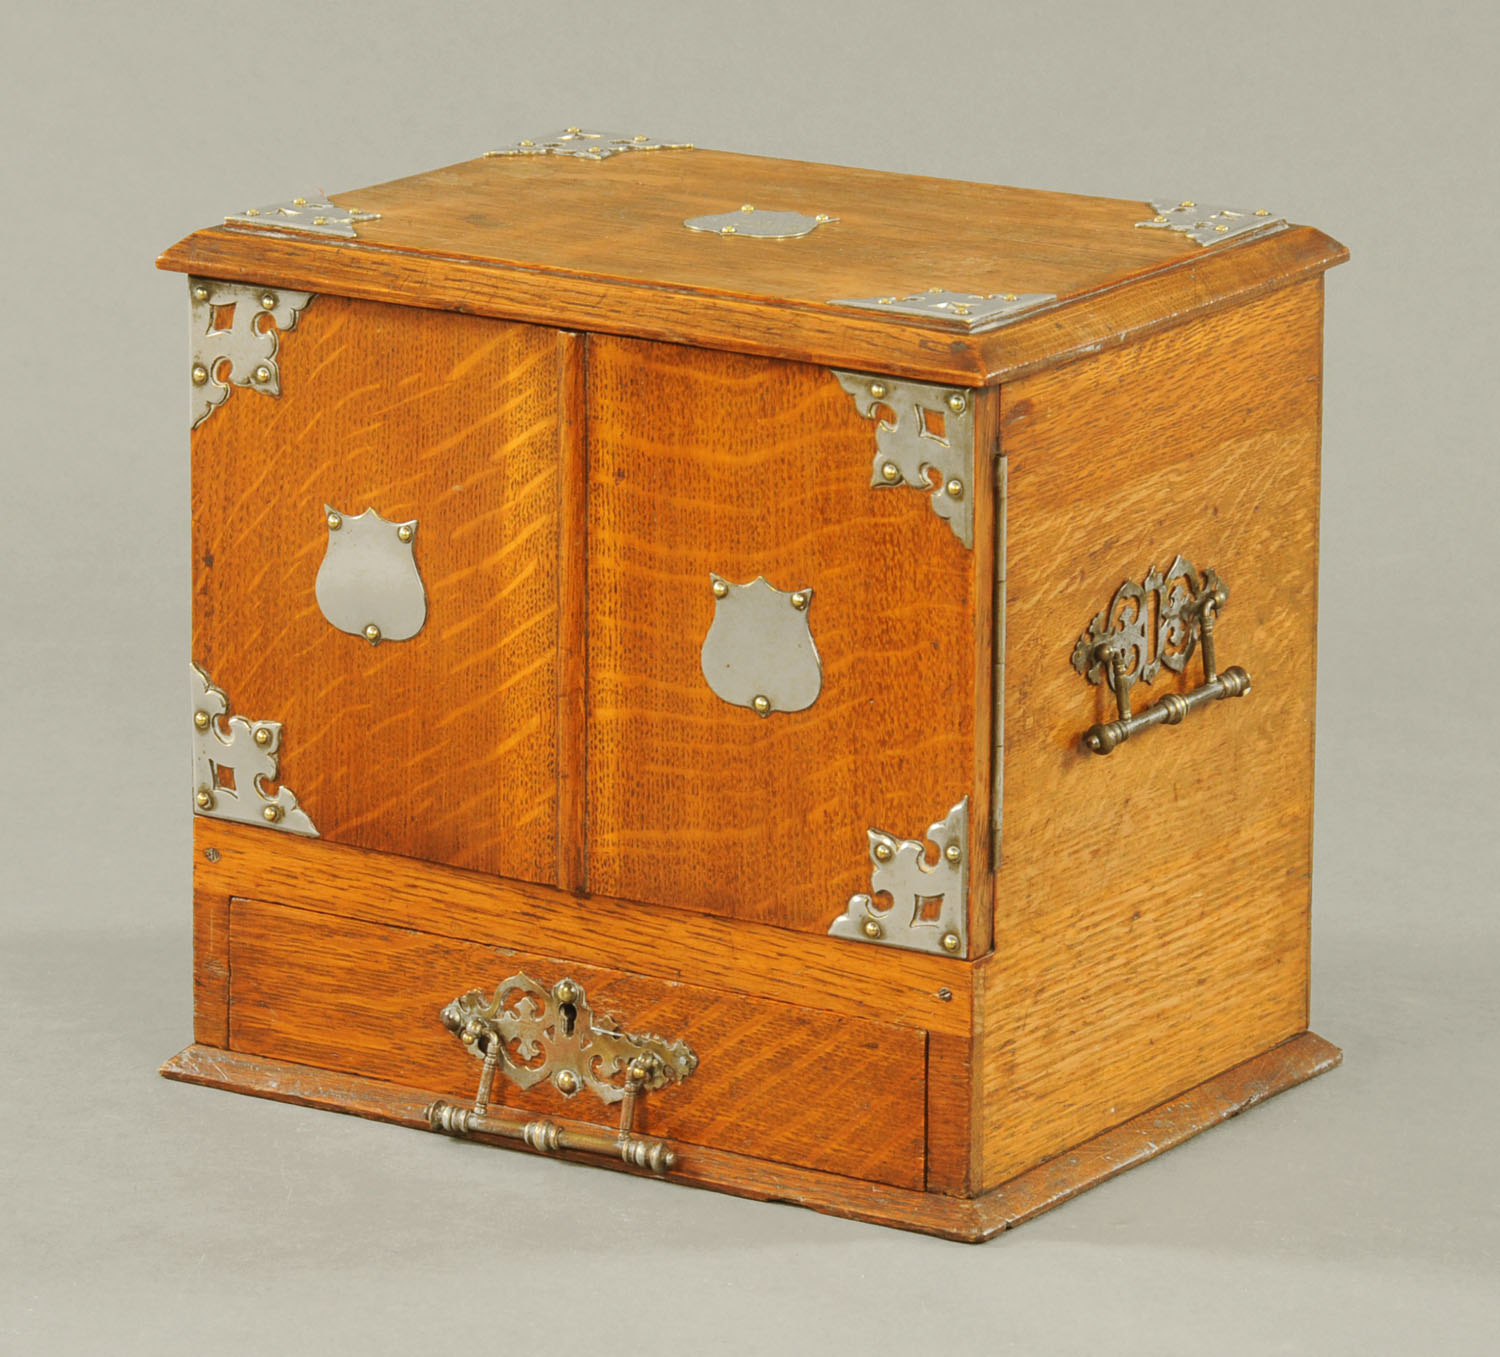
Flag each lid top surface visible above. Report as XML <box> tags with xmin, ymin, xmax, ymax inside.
<box><xmin>216</xmin><ymin>147</ymin><xmax>1226</xmax><ymax>316</ymax></box>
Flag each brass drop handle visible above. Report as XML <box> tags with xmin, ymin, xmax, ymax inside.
<box><xmin>1072</xmin><ymin>560</ymin><xmax>1252</xmax><ymax>756</ymax></box>
<box><xmin>425</xmin><ymin>972</ymin><xmax>697</xmax><ymax>1174</ymax></box>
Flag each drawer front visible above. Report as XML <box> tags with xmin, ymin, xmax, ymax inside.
<box><xmin>584</xmin><ymin>336</ymin><xmax>983</xmax><ymax>937</ymax></box>
<box><xmin>192</xmin><ymin>293</ymin><xmax>561</xmax><ymax>885</ymax></box>
<box><xmin>226</xmin><ymin>898</ymin><xmax>929</xmax><ymax>1190</ymax></box>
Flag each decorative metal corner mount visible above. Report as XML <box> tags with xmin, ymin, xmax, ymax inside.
<box><xmin>833</xmin><ymin>370</ymin><xmax>975</xmax><ymax>548</ymax></box>
<box><xmin>830</xmin><ymin>288</ymin><xmax>1056</xmax><ymax>330</ymax></box>
<box><xmin>191</xmin><ymin>662</ymin><xmax>316</xmax><ymax>835</ymax></box>
<box><xmin>485</xmin><ymin>128</ymin><xmax>694</xmax><ymax>160</ymax></box>
<box><xmin>684</xmin><ymin>205</ymin><xmax>836</xmax><ymax>238</ymax></box>
<box><xmin>225</xmin><ymin>197</ymin><xmax>380</xmax><ymax>239</ymax></box>
<box><xmin>188</xmin><ymin>278</ymin><xmax>313</xmax><ymax>430</ymax></box>
<box><xmin>1135</xmin><ymin>199</ymin><xmax>1285</xmax><ymax>246</ymax></box>
<box><xmin>828</xmin><ymin>798</ymin><xmax>970</xmax><ymax>958</ymax></box>
<box><xmin>426</xmin><ymin>973</ymin><xmax>698</xmax><ymax>1174</ymax></box>
<box><xmin>1071</xmin><ymin>556</ymin><xmax>1251</xmax><ymax>754</ymax></box>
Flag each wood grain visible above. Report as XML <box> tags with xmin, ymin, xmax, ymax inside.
<box><xmin>162</xmin><ymin>1031</ymin><xmax>1339</xmax><ymax>1241</ymax></box>
<box><xmin>193</xmin><ymin>818</ymin><xmax>972</xmax><ymax>1038</ymax></box>
<box><xmin>584</xmin><ymin>337</ymin><xmax>978</xmax><ymax>934</ymax></box>
<box><xmin>556</xmin><ymin>330</ymin><xmax>588</xmax><ymax>891</ymax></box>
<box><xmin>192</xmin><ymin>888</ymin><xmax>230</xmax><ymax>1047</ymax></box>
<box><xmin>980</xmin><ymin>278</ymin><xmax>1327</xmax><ymax>1188</ymax></box>
<box><xmin>191</xmin><ymin>295</ymin><xmax>561</xmax><ymax>884</ymax></box>
<box><xmin>226</xmin><ymin>898</ymin><xmax>928</xmax><ymax>1189</ymax></box>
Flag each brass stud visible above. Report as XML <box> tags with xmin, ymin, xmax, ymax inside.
<box><xmin>293</xmin><ymin>197</ymin><xmax>307</xmax><ymax>206</ymax></box>
<box><xmin>790</xmin><ymin>591</ymin><xmax>808</xmax><ymax>610</ymax></box>
<box><xmin>945</xmin><ymin>477</ymin><xmax>964</xmax><ymax>500</ymax></box>
<box><xmin>815</xmin><ymin>213</ymin><xmax>831</xmax><ymax>223</ymax></box>
<box><xmin>1002</xmin><ymin>293</ymin><xmax>1018</xmax><ymax>301</ymax></box>
<box><xmin>720</xmin><ymin>224</ymin><xmax>737</xmax><ymax>234</ymax></box>
<box><xmin>740</xmin><ymin>203</ymin><xmax>755</xmax><ymax>212</ymax></box>
<box><xmin>312</xmin><ymin>217</ymin><xmax>328</xmax><ymax>226</ymax></box>
<box><xmin>192</xmin><ymin>285</ymin><xmax>209</xmax><ymax>302</ymax></box>
<box><xmin>953</xmin><ymin>304</ymin><xmax>971</xmax><ymax>315</ymax></box>
<box><xmin>1180</xmin><ymin>200</ymin><xmax>1195</xmax><ymax>208</ymax></box>
<box><xmin>397</xmin><ymin>524</ymin><xmax>414</xmax><ymax>543</ymax></box>
<box><xmin>253</xmin><ymin>727</ymin><xmax>272</xmax><ymax>747</ymax></box>
<box><xmin>868</xmin><ymin>382</ymin><xmax>888</xmax><ymax>399</ymax></box>
<box><xmin>1214</xmin><ymin>224</ymin><xmax>1229</xmax><ymax>233</ymax></box>
<box><xmin>262</xmin><ymin>804</ymin><xmax>282</xmax><ymax>824</ymax></box>
<box><xmin>190</xmin><ymin>364</ymin><xmax>209</xmax><ymax>386</ymax></box>
<box><xmin>944</xmin><ymin>842</ymin><xmax>962</xmax><ymax>864</ymax></box>
<box><xmin>252</xmin><ymin>364</ymin><xmax>271</xmax><ymax>384</ymax></box>
<box><xmin>195</xmin><ymin>790</ymin><xmax>214</xmax><ymax>810</ymax></box>
<box><xmin>193</xmin><ymin>710</ymin><xmax>211</xmax><ymax>731</ymax></box>
<box><xmin>326</xmin><ymin>512</ymin><xmax>342</xmax><ymax>530</ymax></box>
<box><xmin>1254</xmin><ymin>208</ymin><xmax>1271</xmax><ymax>216</ymax></box>
<box><xmin>1153</xmin><ymin>214</ymin><xmax>1168</xmax><ymax>223</ymax></box>
<box><xmin>940</xmin><ymin>932</ymin><xmax>961</xmax><ymax>954</ymax></box>
<box><xmin>946</xmin><ymin>392</ymin><xmax>966</xmax><ymax>414</ymax></box>
<box><xmin>567</xmin><ymin>125</ymin><xmax>582</xmax><ymax>133</ymax></box>
<box><xmin>712</xmin><ymin>578</ymin><xmax>728</xmax><ymax>598</ymax></box>
<box><xmin>555</xmin><ymin>980</ymin><xmax>578</xmax><ymax>1005</ymax></box>
<box><xmin>555</xmin><ymin>1070</ymin><xmax>578</xmax><ymax>1094</ymax></box>
<box><xmin>364</xmin><ymin>623</ymin><xmax>382</xmax><ymax>644</ymax></box>
<box><xmin>873</xmin><ymin>842</ymin><xmax>894</xmax><ymax>863</ymax></box>
<box><xmin>628</xmin><ymin>1060</ymin><xmax>650</xmax><ymax>1082</ymax></box>
<box><xmin>752</xmin><ymin>695</ymin><xmax>771</xmax><ymax>716</ymax></box>
<box><xmin>880</xmin><ymin>462</ymin><xmax>901</xmax><ymax>483</ymax></box>
<box><xmin>259</xmin><ymin>292</ymin><xmax>277</xmax><ymax>310</ymax></box>
<box><xmin>862</xmin><ymin>918</ymin><xmax>883</xmax><ymax>939</ymax></box>
<box><xmin>243</xmin><ymin>207</ymin><xmax>260</xmax><ymax>216</ymax></box>
<box><xmin>877</xmin><ymin>297</ymin><xmax>895</xmax><ymax>305</ymax></box>
<box><xmin>519</xmin><ymin>139</ymin><xmax>535</xmax><ymax>147</ymax></box>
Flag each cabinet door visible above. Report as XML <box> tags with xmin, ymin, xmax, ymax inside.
<box><xmin>192</xmin><ymin>290</ymin><xmax>562</xmax><ymax>885</ymax></box>
<box><xmin>585</xmin><ymin>336</ymin><xmax>986</xmax><ymax>938</ymax></box>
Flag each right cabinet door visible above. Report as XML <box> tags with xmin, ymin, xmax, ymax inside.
<box><xmin>584</xmin><ymin>336</ymin><xmax>985</xmax><ymax>940</ymax></box>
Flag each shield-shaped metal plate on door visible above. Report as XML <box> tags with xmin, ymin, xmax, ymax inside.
<box><xmin>699</xmin><ymin>574</ymin><xmax>822</xmax><ymax>717</ymax></box>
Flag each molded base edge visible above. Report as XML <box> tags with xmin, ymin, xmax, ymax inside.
<box><xmin>161</xmin><ymin>1031</ymin><xmax>1340</xmax><ymax>1242</ymax></box>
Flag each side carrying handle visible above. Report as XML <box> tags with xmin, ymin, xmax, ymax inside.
<box><xmin>1072</xmin><ymin>558</ymin><xmax>1252</xmax><ymax>756</ymax></box>
<box><xmin>425</xmin><ymin>973</ymin><xmax>698</xmax><ymax>1174</ymax></box>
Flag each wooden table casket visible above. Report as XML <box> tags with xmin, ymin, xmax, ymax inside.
<box><xmin>159</xmin><ymin>131</ymin><xmax>1348</xmax><ymax>1240</ymax></box>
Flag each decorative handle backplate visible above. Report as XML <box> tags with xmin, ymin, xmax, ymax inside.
<box><xmin>1071</xmin><ymin>556</ymin><xmax>1251</xmax><ymax>756</ymax></box>
<box><xmin>425</xmin><ymin>973</ymin><xmax>697</xmax><ymax>1174</ymax></box>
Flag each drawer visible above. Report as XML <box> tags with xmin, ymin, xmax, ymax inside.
<box><xmin>225</xmin><ymin>898</ymin><xmax>929</xmax><ymax>1190</ymax></box>
<box><xmin>191</xmin><ymin>295</ymin><xmax>562</xmax><ymax>885</ymax></box>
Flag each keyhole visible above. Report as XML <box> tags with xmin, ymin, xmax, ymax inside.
<box><xmin>559</xmin><ymin>1002</ymin><xmax>577</xmax><ymax>1036</ymax></box>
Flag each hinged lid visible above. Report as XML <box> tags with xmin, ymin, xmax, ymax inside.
<box><xmin>158</xmin><ymin>139</ymin><xmax>1346</xmax><ymax>385</ymax></box>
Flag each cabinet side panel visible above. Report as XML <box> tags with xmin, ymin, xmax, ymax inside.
<box><xmin>982</xmin><ymin>279</ymin><xmax>1323</xmax><ymax>1189</ymax></box>
<box><xmin>191</xmin><ymin>296</ymin><xmax>560</xmax><ymax>884</ymax></box>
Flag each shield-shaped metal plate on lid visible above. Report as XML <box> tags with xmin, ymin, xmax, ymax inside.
<box><xmin>314</xmin><ymin>505</ymin><xmax>427</xmax><ymax>645</ymax></box>
<box><xmin>699</xmin><ymin>574</ymin><xmax>822</xmax><ymax>717</ymax></box>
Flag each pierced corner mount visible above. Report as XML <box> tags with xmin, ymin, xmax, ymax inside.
<box><xmin>684</xmin><ymin>205</ymin><xmax>836</xmax><ymax>238</ymax></box>
<box><xmin>828</xmin><ymin>797</ymin><xmax>970</xmax><ymax>958</ymax></box>
<box><xmin>225</xmin><ymin>197</ymin><xmax>380</xmax><ymax>238</ymax></box>
<box><xmin>834</xmin><ymin>370</ymin><xmax>976</xmax><ymax>548</ymax></box>
<box><xmin>830</xmin><ymin>288</ymin><xmax>1055</xmax><ymax>329</ymax></box>
<box><xmin>191</xmin><ymin>662</ymin><xmax>316</xmax><ymax>835</ymax></box>
<box><xmin>485</xmin><ymin>128</ymin><xmax>694</xmax><ymax>160</ymax></box>
<box><xmin>188</xmin><ymin>278</ymin><xmax>313</xmax><ymax>429</ymax></box>
<box><xmin>1136</xmin><ymin>199</ymin><xmax>1284</xmax><ymax>246</ymax></box>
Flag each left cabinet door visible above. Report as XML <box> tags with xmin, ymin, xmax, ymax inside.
<box><xmin>190</xmin><ymin>286</ymin><xmax>564</xmax><ymax>885</ymax></box>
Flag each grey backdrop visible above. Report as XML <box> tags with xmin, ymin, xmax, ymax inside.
<box><xmin>3</xmin><ymin>1</ymin><xmax>1496</xmax><ymax>1352</ymax></box>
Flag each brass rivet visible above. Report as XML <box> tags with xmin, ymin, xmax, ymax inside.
<box><xmin>954</xmin><ymin>304</ymin><xmax>971</xmax><ymax>315</ymax></box>
<box><xmin>555</xmin><ymin>1070</ymin><xmax>578</xmax><ymax>1094</ymax></box>
<box><xmin>195</xmin><ymin>790</ymin><xmax>214</xmax><ymax>810</ymax></box>
<box><xmin>253</xmin><ymin>727</ymin><xmax>272</xmax><ymax>747</ymax></box>
<box><xmin>364</xmin><ymin>623</ymin><xmax>382</xmax><ymax>644</ymax></box>
<box><xmin>262</xmin><ymin>804</ymin><xmax>282</xmax><ymax>824</ymax></box>
<box><xmin>191</xmin><ymin>363</ymin><xmax>209</xmax><ymax>386</ymax></box>
<box><xmin>877</xmin><ymin>297</ymin><xmax>895</xmax><ymax>305</ymax></box>
<box><xmin>397</xmin><ymin>524</ymin><xmax>414</xmax><ymax>543</ymax></box>
<box><xmin>260</xmin><ymin>292</ymin><xmax>277</xmax><ymax>310</ymax></box>
<box><xmin>863</xmin><ymin>918</ymin><xmax>883</xmax><ymax>939</ymax></box>
<box><xmin>945</xmin><ymin>478</ymin><xmax>964</xmax><ymax>500</ymax></box>
<box><xmin>928</xmin><ymin>286</ymin><xmax>942</xmax><ymax>293</ymax></box>
<box><xmin>815</xmin><ymin>213</ymin><xmax>831</xmax><ymax>222</ymax></box>
<box><xmin>1153</xmin><ymin>215</ymin><xmax>1168</xmax><ymax>223</ymax></box>
<box><xmin>740</xmin><ymin>203</ymin><xmax>755</xmax><ymax>212</ymax></box>
<box><xmin>1180</xmin><ymin>200</ymin><xmax>1195</xmax><ymax>208</ymax></box>
<box><xmin>941</xmin><ymin>932</ymin><xmax>961</xmax><ymax>953</ymax></box>
<box><xmin>312</xmin><ymin>216</ymin><xmax>328</xmax><ymax>225</ymax></box>
<box><xmin>567</xmin><ymin>125</ymin><xmax>581</xmax><ymax>133</ymax></box>
<box><xmin>790</xmin><ymin>591</ymin><xmax>808</xmax><ymax>610</ymax></box>
<box><xmin>1002</xmin><ymin>293</ymin><xmax>1018</xmax><ymax>301</ymax></box>
<box><xmin>720</xmin><ymin>224</ymin><xmax>737</xmax><ymax>234</ymax></box>
<box><xmin>1254</xmin><ymin>208</ymin><xmax>1271</xmax><ymax>216</ymax></box>
<box><xmin>193</xmin><ymin>710</ymin><xmax>210</xmax><ymax>731</ymax></box>
<box><xmin>1214</xmin><ymin>224</ymin><xmax>1229</xmax><ymax>232</ymax></box>
<box><xmin>873</xmin><ymin>842</ymin><xmax>893</xmax><ymax>863</ymax></box>
<box><xmin>252</xmin><ymin>365</ymin><xmax>271</xmax><ymax>384</ymax></box>
<box><xmin>712</xmin><ymin>578</ymin><xmax>729</xmax><ymax>598</ymax></box>
<box><xmin>868</xmin><ymin>382</ymin><xmax>888</xmax><ymax>399</ymax></box>
<box><xmin>752</xmin><ymin>695</ymin><xmax>771</xmax><ymax>716</ymax></box>
<box><xmin>519</xmin><ymin>139</ymin><xmax>535</xmax><ymax>147</ymax></box>
<box><xmin>628</xmin><ymin>1060</ymin><xmax>650</xmax><ymax>1082</ymax></box>
<box><xmin>947</xmin><ymin>392</ymin><xmax>966</xmax><ymax>414</ymax></box>
<box><xmin>192</xmin><ymin>285</ymin><xmax>209</xmax><ymax>302</ymax></box>
<box><xmin>292</xmin><ymin>196</ymin><xmax>307</xmax><ymax>206</ymax></box>
<box><xmin>555</xmin><ymin>980</ymin><xmax>578</xmax><ymax>1004</ymax></box>
<box><xmin>326</xmin><ymin>512</ymin><xmax>342</xmax><ymax>531</ymax></box>
<box><xmin>944</xmin><ymin>843</ymin><xmax>962</xmax><ymax>864</ymax></box>
<box><xmin>243</xmin><ymin>207</ymin><xmax>260</xmax><ymax>216</ymax></box>
<box><xmin>880</xmin><ymin>462</ymin><xmax>901</xmax><ymax>483</ymax></box>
